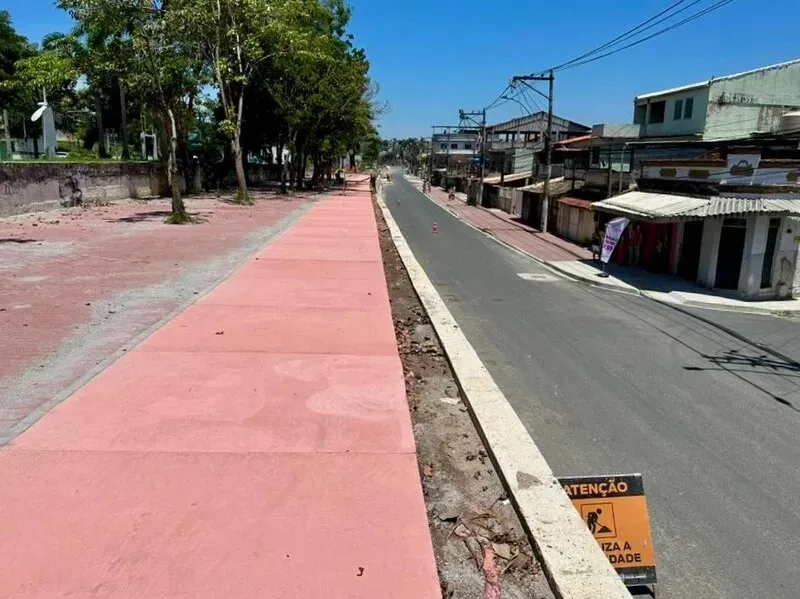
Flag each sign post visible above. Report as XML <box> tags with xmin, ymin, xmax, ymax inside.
<box><xmin>599</xmin><ymin>216</ymin><xmax>630</xmax><ymax>277</ymax></box>
<box><xmin>558</xmin><ymin>473</ymin><xmax>657</xmax><ymax>589</ymax></box>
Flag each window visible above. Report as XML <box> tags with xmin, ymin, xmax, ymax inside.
<box><xmin>439</xmin><ymin>143</ymin><xmax>447</xmax><ymax>150</ymax></box>
<box><xmin>761</xmin><ymin>218</ymin><xmax>781</xmax><ymax>288</ymax></box>
<box><xmin>649</xmin><ymin>101</ymin><xmax>666</xmax><ymax>124</ymax></box>
<box><xmin>634</xmin><ymin>104</ymin><xmax>647</xmax><ymax>124</ymax></box>
<box><xmin>464</xmin><ymin>143</ymin><xmax>473</xmax><ymax>150</ymax></box>
<box><xmin>684</xmin><ymin>97</ymin><xmax>694</xmax><ymax>119</ymax></box>
<box><xmin>673</xmin><ymin>99</ymin><xmax>684</xmax><ymax>121</ymax></box>
<box><xmin>450</xmin><ymin>143</ymin><xmax>458</xmax><ymax>149</ymax></box>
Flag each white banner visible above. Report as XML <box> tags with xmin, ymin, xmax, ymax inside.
<box><xmin>601</xmin><ymin>217</ymin><xmax>630</xmax><ymax>264</ymax></box>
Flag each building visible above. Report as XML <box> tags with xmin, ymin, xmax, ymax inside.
<box><xmin>634</xmin><ymin>58</ymin><xmax>800</xmax><ymax>140</ymax></box>
<box><xmin>485</xmin><ymin>112</ymin><xmax>590</xmax><ymax>176</ymax></box>
<box><xmin>592</xmin><ymin>135</ymin><xmax>800</xmax><ymax>299</ymax></box>
<box><xmin>430</xmin><ymin>129</ymin><xmax>480</xmax><ymax>182</ymax></box>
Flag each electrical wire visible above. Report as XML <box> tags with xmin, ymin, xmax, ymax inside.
<box><xmin>551</xmin><ymin>0</ymin><xmax>699</xmax><ymax>71</ymax></box>
<box><xmin>484</xmin><ymin>83</ymin><xmax>513</xmax><ymax>111</ymax></box>
<box><xmin>556</xmin><ymin>0</ymin><xmax>736</xmax><ymax>72</ymax></box>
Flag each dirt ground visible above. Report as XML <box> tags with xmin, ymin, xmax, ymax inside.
<box><xmin>0</xmin><ymin>190</ymin><xmax>313</xmax><ymax>442</ymax></box>
<box><xmin>373</xmin><ymin>198</ymin><xmax>555</xmax><ymax>599</ymax></box>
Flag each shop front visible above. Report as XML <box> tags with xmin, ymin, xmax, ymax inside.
<box><xmin>592</xmin><ymin>191</ymin><xmax>800</xmax><ymax>299</ymax></box>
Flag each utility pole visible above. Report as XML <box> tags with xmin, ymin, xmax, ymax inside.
<box><xmin>511</xmin><ymin>70</ymin><xmax>554</xmax><ymax>232</ymax></box>
<box><xmin>459</xmin><ymin>108</ymin><xmax>487</xmax><ymax>206</ymax></box>
<box><xmin>444</xmin><ymin>125</ymin><xmax>451</xmax><ymax>188</ymax></box>
<box><xmin>2</xmin><ymin>110</ymin><xmax>10</xmax><ymax>159</ymax></box>
<box><xmin>429</xmin><ymin>126</ymin><xmax>435</xmax><ymax>182</ymax></box>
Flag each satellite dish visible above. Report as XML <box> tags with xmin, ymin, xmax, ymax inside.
<box><xmin>31</xmin><ymin>102</ymin><xmax>47</xmax><ymax>123</ymax></box>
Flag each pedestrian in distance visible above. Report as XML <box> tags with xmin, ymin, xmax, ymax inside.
<box><xmin>633</xmin><ymin>225</ymin><xmax>643</xmax><ymax>266</ymax></box>
<box><xmin>591</xmin><ymin>227</ymin><xmax>603</xmax><ymax>262</ymax></box>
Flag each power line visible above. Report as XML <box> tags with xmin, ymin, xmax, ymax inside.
<box><xmin>485</xmin><ymin>83</ymin><xmax>513</xmax><ymax>111</ymax></box>
<box><xmin>556</xmin><ymin>0</ymin><xmax>736</xmax><ymax>72</ymax></box>
<box><xmin>551</xmin><ymin>0</ymin><xmax>698</xmax><ymax>71</ymax></box>
<box><xmin>479</xmin><ymin>0</ymin><xmax>738</xmax><ymax>125</ymax></box>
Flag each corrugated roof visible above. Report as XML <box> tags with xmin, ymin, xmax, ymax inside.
<box><xmin>556</xmin><ymin>135</ymin><xmax>592</xmax><ymax>146</ymax></box>
<box><xmin>520</xmin><ymin>177</ymin><xmax>575</xmax><ymax>195</ymax></box>
<box><xmin>592</xmin><ymin>191</ymin><xmax>800</xmax><ymax>220</ymax></box>
<box><xmin>635</xmin><ymin>58</ymin><xmax>800</xmax><ymax>101</ymax></box>
<box><xmin>483</xmin><ymin>171</ymin><xmax>530</xmax><ymax>185</ymax></box>
<box><xmin>558</xmin><ymin>197</ymin><xmax>594</xmax><ymax>210</ymax></box>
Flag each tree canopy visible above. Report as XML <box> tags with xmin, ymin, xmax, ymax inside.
<box><xmin>1</xmin><ymin>1</ymin><xmax>380</xmax><ymax>217</ymax></box>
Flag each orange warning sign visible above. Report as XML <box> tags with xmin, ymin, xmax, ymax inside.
<box><xmin>558</xmin><ymin>474</ymin><xmax>657</xmax><ymax>587</ymax></box>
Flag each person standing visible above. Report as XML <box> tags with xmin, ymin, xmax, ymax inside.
<box><xmin>591</xmin><ymin>227</ymin><xmax>603</xmax><ymax>262</ymax></box>
<box><xmin>632</xmin><ymin>225</ymin><xmax>643</xmax><ymax>266</ymax></box>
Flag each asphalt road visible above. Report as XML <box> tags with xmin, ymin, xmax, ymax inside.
<box><xmin>384</xmin><ymin>174</ymin><xmax>800</xmax><ymax>599</ymax></box>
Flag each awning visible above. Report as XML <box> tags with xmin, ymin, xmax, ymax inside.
<box><xmin>592</xmin><ymin>191</ymin><xmax>800</xmax><ymax>221</ymax></box>
<box><xmin>519</xmin><ymin>177</ymin><xmax>575</xmax><ymax>195</ymax></box>
<box><xmin>558</xmin><ymin>197</ymin><xmax>594</xmax><ymax>210</ymax></box>
<box><xmin>483</xmin><ymin>171</ymin><xmax>530</xmax><ymax>185</ymax></box>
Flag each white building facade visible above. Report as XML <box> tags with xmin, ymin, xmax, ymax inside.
<box><xmin>633</xmin><ymin>59</ymin><xmax>800</xmax><ymax>140</ymax></box>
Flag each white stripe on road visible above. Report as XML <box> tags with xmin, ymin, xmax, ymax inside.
<box><xmin>376</xmin><ymin>180</ymin><xmax>630</xmax><ymax>599</ymax></box>
<box><xmin>518</xmin><ymin>273</ymin><xmax>560</xmax><ymax>282</ymax></box>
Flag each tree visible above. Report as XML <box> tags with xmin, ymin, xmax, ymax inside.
<box><xmin>59</xmin><ymin>0</ymin><xmax>204</xmax><ymax>221</ymax></box>
<box><xmin>0</xmin><ymin>11</ymin><xmax>35</xmax><ymax>111</ymax></box>
<box><xmin>173</xmin><ymin>0</ymin><xmax>321</xmax><ymax>203</ymax></box>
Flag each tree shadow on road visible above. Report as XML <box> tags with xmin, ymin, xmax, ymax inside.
<box><xmin>0</xmin><ymin>238</ymin><xmax>38</xmax><ymax>244</ymax></box>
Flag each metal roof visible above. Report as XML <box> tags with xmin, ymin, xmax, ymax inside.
<box><xmin>558</xmin><ymin>197</ymin><xmax>594</xmax><ymax>210</ymax></box>
<box><xmin>520</xmin><ymin>177</ymin><xmax>574</xmax><ymax>194</ymax></box>
<box><xmin>635</xmin><ymin>58</ymin><xmax>800</xmax><ymax>101</ymax></box>
<box><xmin>483</xmin><ymin>171</ymin><xmax>530</xmax><ymax>185</ymax></box>
<box><xmin>592</xmin><ymin>191</ymin><xmax>800</xmax><ymax>221</ymax></box>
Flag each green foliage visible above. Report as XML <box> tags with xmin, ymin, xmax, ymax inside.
<box><xmin>232</xmin><ymin>187</ymin><xmax>253</xmax><ymax>205</ymax></box>
<box><xmin>0</xmin><ymin>11</ymin><xmax>35</xmax><ymax>107</ymax></box>
<box><xmin>6</xmin><ymin>0</ymin><xmax>380</xmax><ymax>209</ymax></box>
<box><xmin>66</xmin><ymin>145</ymin><xmax>99</xmax><ymax>161</ymax></box>
<box><xmin>7</xmin><ymin>50</ymin><xmax>77</xmax><ymax>95</ymax></box>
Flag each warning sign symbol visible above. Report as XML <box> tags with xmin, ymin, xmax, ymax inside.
<box><xmin>581</xmin><ymin>502</ymin><xmax>616</xmax><ymax>539</ymax></box>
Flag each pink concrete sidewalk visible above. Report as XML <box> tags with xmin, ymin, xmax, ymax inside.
<box><xmin>0</xmin><ymin>178</ymin><xmax>440</xmax><ymax>598</ymax></box>
<box><xmin>420</xmin><ymin>182</ymin><xmax>591</xmax><ymax>263</ymax></box>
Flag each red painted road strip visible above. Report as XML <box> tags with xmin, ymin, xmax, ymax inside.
<box><xmin>0</xmin><ymin>178</ymin><xmax>441</xmax><ymax>598</ymax></box>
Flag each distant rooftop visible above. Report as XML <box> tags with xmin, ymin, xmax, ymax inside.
<box><xmin>635</xmin><ymin>58</ymin><xmax>800</xmax><ymax>101</ymax></box>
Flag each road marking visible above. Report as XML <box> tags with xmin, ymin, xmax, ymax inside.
<box><xmin>518</xmin><ymin>273</ymin><xmax>559</xmax><ymax>282</ymax></box>
<box><xmin>376</xmin><ymin>180</ymin><xmax>630</xmax><ymax>599</ymax></box>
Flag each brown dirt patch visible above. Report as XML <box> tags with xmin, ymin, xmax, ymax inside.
<box><xmin>373</xmin><ymin>197</ymin><xmax>554</xmax><ymax>599</ymax></box>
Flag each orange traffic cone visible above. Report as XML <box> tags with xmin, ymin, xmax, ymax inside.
<box><xmin>432</xmin><ymin>222</ymin><xmax>439</xmax><ymax>234</ymax></box>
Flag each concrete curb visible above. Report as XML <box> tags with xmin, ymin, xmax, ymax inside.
<box><xmin>376</xmin><ymin>180</ymin><xmax>630</xmax><ymax>599</ymax></box>
<box><xmin>410</xmin><ymin>178</ymin><xmax>799</xmax><ymax>317</ymax></box>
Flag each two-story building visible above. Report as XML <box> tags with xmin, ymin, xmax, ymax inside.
<box><xmin>485</xmin><ymin>112</ymin><xmax>590</xmax><ymax>176</ymax></box>
<box><xmin>634</xmin><ymin>58</ymin><xmax>800</xmax><ymax>140</ymax></box>
<box><xmin>430</xmin><ymin>130</ymin><xmax>480</xmax><ymax>182</ymax></box>
<box><xmin>592</xmin><ymin>126</ymin><xmax>800</xmax><ymax>300</ymax></box>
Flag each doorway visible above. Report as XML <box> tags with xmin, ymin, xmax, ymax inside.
<box><xmin>678</xmin><ymin>221</ymin><xmax>704</xmax><ymax>281</ymax></box>
<box><xmin>714</xmin><ymin>218</ymin><xmax>747</xmax><ymax>290</ymax></box>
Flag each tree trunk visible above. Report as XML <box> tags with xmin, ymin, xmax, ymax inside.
<box><xmin>311</xmin><ymin>154</ymin><xmax>320</xmax><ymax>188</ymax></box>
<box><xmin>232</xmin><ymin>139</ymin><xmax>247</xmax><ymax>201</ymax></box>
<box><xmin>119</xmin><ymin>84</ymin><xmax>129</xmax><ymax>160</ymax></box>
<box><xmin>277</xmin><ymin>141</ymin><xmax>286</xmax><ymax>194</ymax></box>
<box><xmin>167</xmin><ymin>107</ymin><xmax>185</xmax><ymax>216</ymax></box>
<box><xmin>295</xmin><ymin>152</ymin><xmax>305</xmax><ymax>190</ymax></box>
<box><xmin>232</xmin><ymin>89</ymin><xmax>248</xmax><ymax>200</ymax></box>
<box><xmin>349</xmin><ymin>151</ymin><xmax>356</xmax><ymax>170</ymax></box>
<box><xmin>95</xmin><ymin>96</ymin><xmax>108</xmax><ymax>158</ymax></box>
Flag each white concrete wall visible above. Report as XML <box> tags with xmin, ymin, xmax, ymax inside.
<box><xmin>641</xmin><ymin>165</ymin><xmax>799</xmax><ymax>185</ymax></box>
<box><xmin>0</xmin><ymin>163</ymin><xmax>162</xmax><ymax>217</ymax></box>
<box><xmin>698</xmin><ymin>218</ymin><xmax>722</xmax><ymax>287</ymax></box>
<box><xmin>705</xmin><ymin>61</ymin><xmax>800</xmax><ymax>140</ymax></box>
<box><xmin>636</xmin><ymin>88</ymin><xmax>709</xmax><ymax>137</ymax></box>
<box><xmin>774</xmin><ymin>219</ymin><xmax>799</xmax><ymax>299</ymax></box>
<box><xmin>696</xmin><ymin>214</ymin><xmax>799</xmax><ymax>298</ymax></box>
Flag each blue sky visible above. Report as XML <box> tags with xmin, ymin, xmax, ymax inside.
<box><xmin>4</xmin><ymin>0</ymin><xmax>799</xmax><ymax>138</ymax></box>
